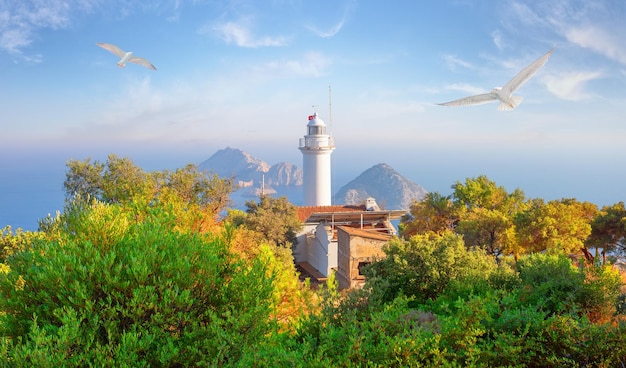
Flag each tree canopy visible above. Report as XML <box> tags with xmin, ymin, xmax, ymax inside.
<box><xmin>400</xmin><ymin>192</ymin><xmax>458</xmax><ymax>237</ymax></box>
<box><xmin>587</xmin><ymin>201</ymin><xmax>626</xmax><ymax>261</ymax></box>
<box><xmin>400</xmin><ymin>175</ymin><xmax>609</xmax><ymax>261</ymax></box>
<box><xmin>64</xmin><ymin>154</ymin><xmax>234</xmax><ymax>219</ymax></box>
<box><xmin>240</xmin><ymin>195</ymin><xmax>303</xmax><ymax>248</ymax></box>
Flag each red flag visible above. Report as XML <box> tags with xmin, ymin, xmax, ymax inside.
<box><xmin>308</xmin><ymin>115</ymin><xmax>315</xmax><ymax>120</ymax></box>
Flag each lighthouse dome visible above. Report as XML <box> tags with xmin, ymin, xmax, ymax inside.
<box><xmin>307</xmin><ymin>112</ymin><xmax>326</xmax><ymax>127</ymax></box>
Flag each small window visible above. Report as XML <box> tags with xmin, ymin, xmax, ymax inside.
<box><xmin>357</xmin><ymin>261</ymin><xmax>371</xmax><ymax>276</ymax></box>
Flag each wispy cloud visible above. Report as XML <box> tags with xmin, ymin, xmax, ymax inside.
<box><xmin>0</xmin><ymin>0</ymin><xmax>96</xmax><ymax>60</ymax></box>
<box><xmin>565</xmin><ymin>25</ymin><xmax>626</xmax><ymax>65</ymax></box>
<box><xmin>544</xmin><ymin>70</ymin><xmax>603</xmax><ymax>101</ymax></box>
<box><xmin>253</xmin><ymin>52</ymin><xmax>331</xmax><ymax>78</ymax></box>
<box><xmin>0</xmin><ymin>1</ymin><xmax>190</xmax><ymax>60</ymax></box>
<box><xmin>442</xmin><ymin>54</ymin><xmax>474</xmax><ymax>71</ymax></box>
<box><xmin>508</xmin><ymin>1</ymin><xmax>547</xmax><ymax>27</ymax></box>
<box><xmin>306</xmin><ymin>0</ymin><xmax>356</xmax><ymax>38</ymax></box>
<box><xmin>307</xmin><ymin>19</ymin><xmax>345</xmax><ymax>38</ymax></box>
<box><xmin>491</xmin><ymin>30</ymin><xmax>504</xmax><ymax>50</ymax></box>
<box><xmin>502</xmin><ymin>1</ymin><xmax>626</xmax><ymax>66</ymax></box>
<box><xmin>209</xmin><ymin>18</ymin><xmax>288</xmax><ymax>48</ymax></box>
<box><xmin>0</xmin><ymin>27</ymin><xmax>32</xmax><ymax>55</ymax></box>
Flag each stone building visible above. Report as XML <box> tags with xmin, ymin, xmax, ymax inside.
<box><xmin>335</xmin><ymin>226</ymin><xmax>393</xmax><ymax>290</ymax></box>
<box><xmin>294</xmin><ymin>199</ymin><xmax>405</xmax><ymax>289</ymax></box>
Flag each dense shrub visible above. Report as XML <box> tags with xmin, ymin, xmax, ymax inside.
<box><xmin>363</xmin><ymin>231</ymin><xmax>499</xmax><ymax>305</ymax></box>
<box><xmin>515</xmin><ymin>253</ymin><xmax>622</xmax><ymax>320</ymax></box>
<box><xmin>0</xmin><ymin>226</ymin><xmax>44</xmax><ymax>262</ymax></box>
<box><xmin>0</xmin><ymin>203</ymin><xmax>276</xmax><ymax>366</ymax></box>
<box><xmin>251</xmin><ymin>238</ymin><xmax>626</xmax><ymax>367</ymax></box>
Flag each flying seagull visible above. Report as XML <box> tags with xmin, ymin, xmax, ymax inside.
<box><xmin>438</xmin><ymin>48</ymin><xmax>553</xmax><ymax>111</ymax></box>
<box><xmin>96</xmin><ymin>42</ymin><xmax>157</xmax><ymax>71</ymax></box>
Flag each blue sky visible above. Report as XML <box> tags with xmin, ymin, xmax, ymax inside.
<box><xmin>1</xmin><ymin>0</ymin><xmax>626</xmax><ymax>227</ymax></box>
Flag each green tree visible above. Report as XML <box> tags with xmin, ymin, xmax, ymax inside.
<box><xmin>587</xmin><ymin>202</ymin><xmax>626</xmax><ymax>262</ymax></box>
<box><xmin>451</xmin><ymin>175</ymin><xmax>526</xmax><ymax>258</ymax></box>
<box><xmin>63</xmin><ymin>157</ymin><xmax>105</xmax><ymax>200</ymax></box>
<box><xmin>101</xmin><ymin>154</ymin><xmax>152</xmax><ymax>203</ymax></box>
<box><xmin>400</xmin><ymin>192</ymin><xmax>459</xmax><ymax>238</ymax></box>
<box><xmin>160</xmin><ymin>164</ymin><xmax>234</xmax><ymax>215</ymax></box>
<box><xmin>515</xmin><ymin>198</ymin><xmax>597</xmax><ymax>254</ymax></box>
<box><xmin>455</xmin><ymin>207</ymin><xmax>516</xmax><ymax>258</ymax></box>
<box><xmin>64</xmin><ymin>154</ymin><xmax>234</xmax><ymax>221</ymax></box>
<box><xmin>242</xmin><ymin>195</ymin><xmax>303</xmax><ymax>248</ymax></box>
<box><xmin>451</xmin><ymin>175</ymin><xmax>526</xmax><ymax>212</ymax></box>
<box><xmin>64</xmin><ymin>154</ymin><xmax>150</xmax><ymax>204</ymax></box>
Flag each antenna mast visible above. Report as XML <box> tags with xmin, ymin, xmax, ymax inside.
<box><xmin>328</xmin><ymin>85</ymin><xmax>332</xmax><ymax>134</ymax></box>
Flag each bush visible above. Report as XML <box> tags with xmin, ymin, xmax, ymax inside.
<box><xmin>0</xmin><ymin>203</ymin><xmax>276</xmax><ymax>366</ymax></box>
<box><xmin>515</xmin><ymin>253</ymin><xmax>622</xmax><ymax>320</ymax></box>
<box><xmin>364</xmin><ymin>231</ymin><xmax>499</xmax><ymax>305</ymax></box>
<box><xmin>0</xmin><ymin>226</ymin><xmax>44</xmax><ymax>262</ymax></box>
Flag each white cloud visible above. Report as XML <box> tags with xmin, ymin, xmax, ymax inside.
<box><xmin>508</xmin><ymin>1</ymin><xmax>546</xmax><ymax>27</ymax></box>
<box><xmin>0</xmin><ymin>0</ymin><xmax>189</xmax><ymax>60</ymax></box>
<box><xmin>491</xmin><ymin>29</ymin><xmax>504</xmax><ymax>50</ymax></box>
<box><xmin>210</xmin><ymin>18</ymin><xmax>288</xmax><ymax>48</ymax></box>
<box><xmin>501</xmin><ymin>1</ymin><xmax>626</xmax><ymax>66</ymax></box>
<box><xmin>565</xmin><ymin>25</ymin><xmax>626</xmax><ymax>65</ymax></box>
<box><xmin>544</xmin><ymin>70</ymin><xmax>602</xmax><ymax>101</ymax></box>
<box><xmin>307</xmin><ymin>19</ymin><xmax>345</xmax><ymax>38</ymax></box>
<box><xmin>253</xmin><ymin>52</ymin><xmax>332</xmax><ymax>78</ymax></box>
<box><xmin>0</xmin><ymin>0</ymin><xmax>98</xmax><ymax>59</ymax></box>
<box><xmin>305</xmin><ymin>0</ymin><xmax>355</xmax><ymax>38</ymax></box>
<box><xmin>0</xmin><ymin>27</ymin><xmax>32</xmax><ymax>55</ymax></box>
<box><xmin>442</xmin><ymin>54</ymin><xmax>474</xmax><ymax>71</ymax></box>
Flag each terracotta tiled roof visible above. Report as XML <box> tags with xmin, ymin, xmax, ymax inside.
<box><xmin>296</xmin><ymin>205</ymin><xmax>366</xmax><ymax>222</ymax></box>
<box><xmin>337</xmin><ymin>226</ymin><xmax>394</xmax><ymax>241</ymax></box>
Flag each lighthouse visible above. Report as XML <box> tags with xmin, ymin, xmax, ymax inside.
<box><xmin>299</xmin><ymin>112</ymin><xmax>335</xmax><ymax>206</ymax></box>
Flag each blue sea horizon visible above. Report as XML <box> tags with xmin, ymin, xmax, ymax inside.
<box><xmin>0</xmin><ymin>164</ymin><xmax>66</xmax><ymax>232</ymax></box>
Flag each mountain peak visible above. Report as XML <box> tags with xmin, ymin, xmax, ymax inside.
<box><xmin>333</xmin><ymin>163</ymin><xmax>427</xmax><ymax>210</ymax></box>
<box><xmin>198</xmin><ymin>147</ymin><xmax>270</xmax><ymax>181</ymax></box>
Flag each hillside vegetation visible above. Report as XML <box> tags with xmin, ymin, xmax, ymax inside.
<box><xmin>0</xmin><ymin>154</ymin><xmax>625</xmax><ymax>366</ymax></box>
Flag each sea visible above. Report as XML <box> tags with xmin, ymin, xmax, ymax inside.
<box><xmin>0</xmin><ymin>159</ymin><xmax>66</xmax><ymax>232</ymax></box>
<box><xmin>0</xmin><ymin>143</ymin><xmax>218</xmax><ymax>232</ymax></box>
<box><xmin>2</xmin><ymin>143</ymin><xmax>625</xmax><ymax>233</ymax></box>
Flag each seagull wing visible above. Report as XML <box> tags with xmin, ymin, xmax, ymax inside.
<box><xmin>128</xmin><ymin>56</ymin><xmax>157</xmax><ymax>71</ymax></box>
<box><xmin>438</xmin><ymin>93</ymin><xmax>497</xmax><ymax>107</ymax></box>
<box><xmin>96</xmin><ymin>42</ymin><xmax>126</xmax><ymax>58</ymax></box>
<box><xmin>501</xmin><ymin>48</ymin><xmax>554</xmax><ymax>96</ymax></box>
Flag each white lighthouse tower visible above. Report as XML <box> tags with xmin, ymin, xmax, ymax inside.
<box><xmin>299</xmin><ymin>112</ymin><xmax>335</xmax><ymax>206</ymax></box>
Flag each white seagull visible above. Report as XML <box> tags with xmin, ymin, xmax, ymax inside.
<box><xmin>96</xmin><ymin>42</ymin><xmax>157</xmax><ymax>71</ymax></box>
<box><xmin>438</xmin><ymin>48</ymin><xmax>553</xmax><ymax>111</ymax></box>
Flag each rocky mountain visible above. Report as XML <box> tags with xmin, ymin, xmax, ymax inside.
<box><xmin>198</xmin><ymin>147</ymin><xmax>269</xmax><ymax>183</ymax></box>
<box><xmin>265</xmin><ymin>162</ymin><xmax>303</xmax><ymax>187</ymax></box>
<box><xmin>332</xmin><ymin>163</ymin><xmax>427</xmax><ymax>210</ymax></box>
<box><xmin>198</xmin><ymin>148</ymin><xmax>427</xmax><ymax>210</ymax></box>
<box><xmin>198</xmin><ymin>147</ymin><xmax>303</xmax><ymax>207</ymax></box>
